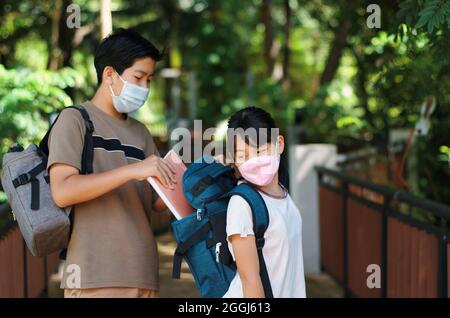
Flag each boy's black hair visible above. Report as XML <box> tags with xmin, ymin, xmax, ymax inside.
<box><xmin>94</xmin><ymin>28</ymin><xmax>163</xmax><ymax>85</ymax></box>
<box><xmin>227</xmin><ymin>106</ymin><xmax>289</xmax><ymax>188</ymax></box>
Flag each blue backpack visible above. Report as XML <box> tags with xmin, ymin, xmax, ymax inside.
<box><xmin>171</xmin><ymin>157</ymin><xmax>273</xmax><ymax>298</ymax></box>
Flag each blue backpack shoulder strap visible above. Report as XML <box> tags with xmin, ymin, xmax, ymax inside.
<box><xmin>229</xmin><ymin>183</ymin><xmax>269</xmax><ymax>246</ymax></box>
<box><xmin>227</xmin><ymin>183</ymin><xmax>274</xmax><ymax>298</ymax></box>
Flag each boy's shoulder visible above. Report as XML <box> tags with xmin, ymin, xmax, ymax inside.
<box><xmin>128</xmin><ymin>116</ymin><xmax>152</xmax><ymax>137</ymax></box>
<box><xmin>52</xmin><ymin>105</ymin><xmax>86</xmax><ymax>130</ymax></box>
<box><xmin>128</xmin><ymin>115</ymin><xmax>145</xmax><ymax>128</ymax></box>
<box><xmin>59</xmin><ymin>105</ymin><xmax>85</xmax><ymax>117</ymax></box>
<box><xmin>56</xmin><ymin>102</ymin><xmax>92</xmax><ymax>125</ymax></box>
<box><xmin>81</xmin><ymin>101</ymin><xmax>152</xmax><ymax>136</ymax></box>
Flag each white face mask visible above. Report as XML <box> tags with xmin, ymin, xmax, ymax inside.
<box><xmin>109</xmin><ymin>73</ymin><xmax>149</xmax><ymax>113</ymax></box>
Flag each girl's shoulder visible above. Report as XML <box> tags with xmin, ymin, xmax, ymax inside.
<box><xmin>226</xmin><ymin>194</ymin><xmax>255</xmax><ymax>237</ymax></box>
<box><xmin>227</xmin><ymin>194</ymin><xmax>252</xmax><ymax>213</ymax></box>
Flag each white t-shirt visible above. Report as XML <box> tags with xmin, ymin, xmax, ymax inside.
<box><xmin>223</xmin><ymin>187</ymin><xmax>306</xmax><ymax>298</ymax></box>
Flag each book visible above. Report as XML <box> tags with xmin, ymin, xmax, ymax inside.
<box><xmin>147</xmin><ymin>150</ymin><xmax>195</xmax><ymax>220</ymax></box>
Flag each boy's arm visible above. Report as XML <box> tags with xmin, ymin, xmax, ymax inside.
<box><xmin>50</xmin><ymin>154</ymin><xmax>176</xmax><ymax>208</ymax></box>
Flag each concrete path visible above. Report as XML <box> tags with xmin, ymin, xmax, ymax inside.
<box><xmin>47</xmin><ymin>231</ymin><xmax>343</xmax><ymax>298</ymax></box>
<box><xmin>157</xmin><ymin>231</ymin><xmax>344</xmax><ymax>298</ymax></box>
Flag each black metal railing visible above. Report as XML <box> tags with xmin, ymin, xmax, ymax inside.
<box><xmin>0</xmin><ymin>181</ymin><xmax>60</xmax><ymax>298</ymax></box>
<box><xmin>316</xmin><ymin>166</ymin><xmax>450</xmax><ymax>298</ymax></box>
<box><xmin>0</xmin><ymin>178</ymin><xmax>172</xmax><ymax>297</ymax></box>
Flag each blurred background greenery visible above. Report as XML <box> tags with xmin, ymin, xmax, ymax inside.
<box><xmin>0</xmin><ymin>0</ymin><xmax>449</xmax><ymax>207</ymax></box>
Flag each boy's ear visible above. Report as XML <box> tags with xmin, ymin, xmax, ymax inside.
<box><xmin>103</xmin><ymin>66</ymin><xmax>115</xmax><ymax>86</ymax></box>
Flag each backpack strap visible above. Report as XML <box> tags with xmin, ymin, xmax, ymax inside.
<box><xmin>12</xmin><ymin>161</ymin><xmax>47</xmax><ymax>210</ymax></box>
<box><xmin>39</xmin><ymin>105</ymin><xmax>94</xmax><ymax>174</ymax></box>
<box><xmin>39</xmin><ymin>105</ymin><xmax>94</xmax><ymax>260</ymax></box>
<box><xmin>227</xmin><ymin>183</ymin><xmax>274</xmax><ymax>298</ymax></box>
<box><xmin>172</xmin><ymin>221</ymin><xmax>211</xmax><ymax>279</ymax></box>
<box><xmin>73</xmin><ymin>105</ymin><xmax>94</xmax><ymax>174</ymax></box>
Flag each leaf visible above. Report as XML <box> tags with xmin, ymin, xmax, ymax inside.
<box><xmin>415</xmin><ymin>0</ymin><xmax>449</xmax><ymax>33</ymax></box>
<box><xmin>416</xmin><ymin>13</ymin><xmax>431</xmax><ymax>28</ymax></box>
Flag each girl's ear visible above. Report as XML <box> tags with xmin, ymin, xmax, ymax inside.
<box><xmin>278</xmin><ymin>135</ymin><xmax>285</xmax><ymax>155</ymax></box>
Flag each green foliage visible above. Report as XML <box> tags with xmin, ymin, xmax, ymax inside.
<box><xmin>392</xmin><ymin>0</ymin><xmax>450</xmax><ymax>203</ymax></box>
<box><xmin>398</xmin><ymin>0</ymin><xmax>450</xmax><ymax>31</ymax></box>
<box><xmin>0</xmin><ymin>64</ymin><xmax>83</xmax><ymax>156</ymax></box>
<box><xmin>290</xmin><ymin>0</ymin><xmax>450</xmax><ymax>203</ymax></box>
<box><xmin>439</xmin><ymin>145</ymin><xmax>450</xmax><ymax>167</ymax></box>
<box><xmin>0</xmin><ymin>0</ymin><xmax>448</xmax><ymax>205</ymax></box>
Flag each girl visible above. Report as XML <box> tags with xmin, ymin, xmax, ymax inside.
<box><xmin>223</xmin><ymin>106</ymin><xmax>306</xmax><ymax>298</ymax></box>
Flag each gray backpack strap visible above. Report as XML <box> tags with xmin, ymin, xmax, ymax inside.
<box><xmin>12</xmin><ymin>161</ymin><xmax>47</xmax><ymax>210</ymax></box>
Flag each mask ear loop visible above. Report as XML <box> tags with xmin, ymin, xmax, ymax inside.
<box><xmin>108</xmin><ymin>84</ymin><xmax>117</xmax><ymax>97</ymax></box>
<box><xmin>109</xmin><ymin>72</ymin><xmax>126</xmax><ymax>97</ymax></box>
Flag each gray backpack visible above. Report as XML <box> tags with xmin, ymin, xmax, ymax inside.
<box><xmin>1</xmin><ymin>105</ymin><xmax>94</xmax><ymax>257</ymax></box>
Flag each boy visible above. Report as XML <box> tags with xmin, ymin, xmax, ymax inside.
<box><xmin>47</xmin><ymin>28</ymin><xmax>176</xmax><ymax>298</ymax></box>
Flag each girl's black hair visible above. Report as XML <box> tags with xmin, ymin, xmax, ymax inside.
<box><xmin>227</xmin><ymin>106</ymin><xmax>288</xmax><ymax>188</ymax></box>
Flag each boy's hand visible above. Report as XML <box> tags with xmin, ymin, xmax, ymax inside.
<box><xmin>131</xmin><ymin>155</ymin><xmax>176</xmax><ymax>189</ymax></box>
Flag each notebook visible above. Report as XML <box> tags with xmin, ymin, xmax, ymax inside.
<box><xmin>147</xmin><ymin>150</ymin><xmax>194</xmax><ymax>220</ymax></box>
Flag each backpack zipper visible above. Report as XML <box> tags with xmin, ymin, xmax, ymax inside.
<box><xmin>215</xmin><ymin>242</ymin><xmax>222</xmax><ymax>263</ymax></box>
<box><xmin>216</xmin><ymin>242</ymin><xmax>232</xmax><ymax>283</ymax></box>
<box><xmin>213</xmin><ymin>242</ymin><xmax>228</xmax><ymax>282</ymax></box>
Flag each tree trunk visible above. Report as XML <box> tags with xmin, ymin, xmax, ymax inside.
<box><xmin>319</xmin><ymin>20</ymin><xmax>351</xmax><ymax>86</ymax></box>
<box><xmin>58</xmin><ymin>0</ymin><xmax>77</xmax><ymax>100</ymax></box>
<box><xmin>352</xmin><ymin>47</ymin><xmax>375</xmax><ymax>129</ymax></box>
<box><xmin>262</xmin><ymin>0</ymin><xmax>276</xmax><ymax>77</ymax></box>
<box><xmin>100</xmin><ymin>0</ymin><xmax>113</xmax><ymax>39</ymax></box>
<box><xmin>48</xmin><ymin>0</ymin><xmax>63</xmax><ymax>70</ymax></box>
<box><xmin>162</xmin><ymin>0</ymin><xmax>178</xmax><ymax>115</ymax></box>
<box><xmin>59</xmin><ymin>0</ymin><xmax>76</xmax><ymax>67</ymax></box>
<box><xmin>281</xmin><ymin>0</ymin><xmax>292</xmax><ymax>90</ymax></box>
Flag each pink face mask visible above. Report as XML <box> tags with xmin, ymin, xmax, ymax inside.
<box><xmin>238</xmin><ymin>141</ymin><xmax>280</xmax><ymax>186</ymax></box>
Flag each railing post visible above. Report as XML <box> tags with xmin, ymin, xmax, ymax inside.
<box><xmin>22</xmin><ymin>238</ymin><xmax>28</xmax><ymax>298</ymax></box>
<box><xmin>342</xmin><ymin>181</ymin><xmax>350</xmax><ymax>297</ymax></box>
<box><xmin>381</xmin><ymin>196</ymin><xmax>390</xmax><ymax>298</ymax></box>
<box><xmin>438</xmin><ymin>217</ymin><xmax>448</xmax><ymax>298</ymax></box>
<box><xmin>317</xmin><ymin>169</ymin><xmax>325</xmax><ymax>273</ymax></box>
<box><xmin>43</xmin><ymin>255</ymin><xmax>48</xmax><ymax>297</ymax></box>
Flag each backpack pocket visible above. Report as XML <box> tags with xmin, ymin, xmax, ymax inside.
<box><xmin>1</xmin><ymin>145</ymin><xmax>70</xmax><ymax>256</ymax></box>
<box><xmin>171</xmin><ymin>211</ymin><xmax>236</xmax><ymax>298</ymax></box>
<box><xmin>183</xmin><ymin>239</ymin><xmax>231</xmax><ymax>297</ymax></box>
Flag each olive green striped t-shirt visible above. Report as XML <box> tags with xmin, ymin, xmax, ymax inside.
<box><xmin>47</xmin><ymin>100</ymin><xmax>160</xmax><ymax>290</ymax></box>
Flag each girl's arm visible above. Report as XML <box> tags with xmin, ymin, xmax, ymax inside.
<box><xmin>229</xmin><ymin>234</ymin><xmax>265</xmax><ymax>298</ymax></box>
